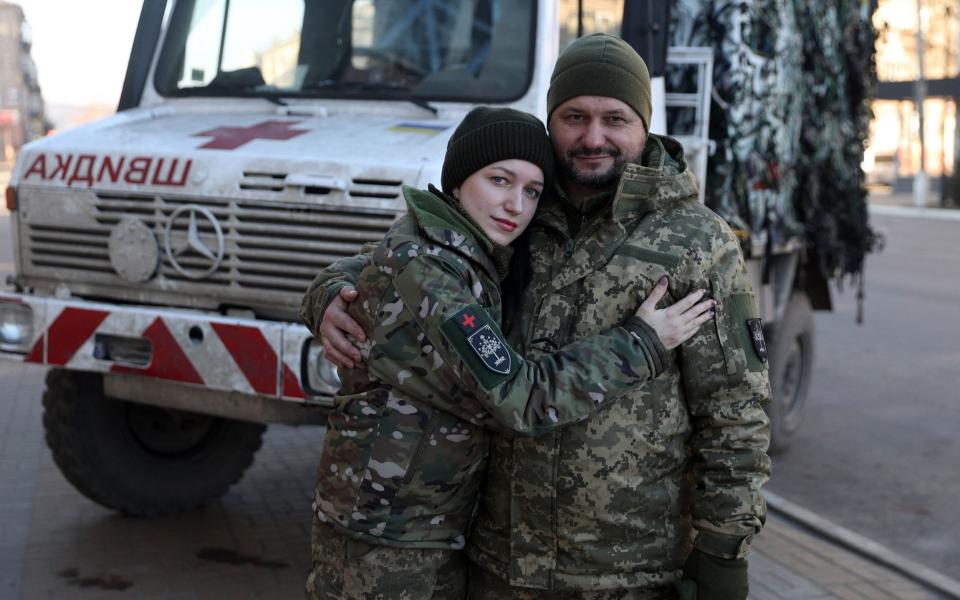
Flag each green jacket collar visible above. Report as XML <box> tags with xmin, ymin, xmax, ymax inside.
<box><xmin>402</xmin><ymin>185</ymin><xmax>512</xmax><ymax>281</ymax></box>
<box><xmin>613</xmin><ymin>134</ymin><xmax>698</xmax><ymax>217</ymax></box>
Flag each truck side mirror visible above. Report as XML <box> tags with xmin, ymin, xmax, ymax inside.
<box><xmin>621</xmin><ymin>1</ymin><xmax>671</xmax><ymax>77</ymax></box>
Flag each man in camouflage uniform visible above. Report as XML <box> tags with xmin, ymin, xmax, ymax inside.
<box><xmin>310</xmin><ymin>34</ymin><xmax>771</xmax><ymax>600</ymax></box>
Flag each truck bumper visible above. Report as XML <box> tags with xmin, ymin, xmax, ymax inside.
<box><xmin>0</xmin><ymin>292</ymin><xmax>334</xmax><ymax>406</ymax></box>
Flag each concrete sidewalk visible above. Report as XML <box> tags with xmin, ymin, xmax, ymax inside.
<box><xmin>868</xmin><ymin>190</ymin><xmax>960</xmax><ymax>221</ymax></box>
<box><xmin>0</xmin><ymin>361</ymin><xmax>956</xmax><ymax>599</ymax></box>
<box><xmin>751</xmin><ymin>512</ymin><xmax>950</xmax><ymax>600</ymax></box>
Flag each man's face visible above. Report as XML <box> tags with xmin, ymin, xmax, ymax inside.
<box><xmin>548</xmin><ymin>95</ymin><xmax>647</xmax><ymax>191</ymax></box>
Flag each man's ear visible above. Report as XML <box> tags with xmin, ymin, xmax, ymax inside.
<box><xmin>452</xmin><ymin>187</ymin><xmax>460</xmax><ymax>199</ymax></box>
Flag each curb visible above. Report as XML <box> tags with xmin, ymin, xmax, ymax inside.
<box><xmin>764</xmin><ymin>490</ymin><xmax>960</xmax><ymax>599</ymax></box>
<box><xmin>869</xmin><ymin>204</ymin><xmax>960</xmax><ymax>221</ymax></box>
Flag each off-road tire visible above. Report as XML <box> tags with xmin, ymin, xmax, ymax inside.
<box><xmin>42</xmin><ymin>369</ymin><xmax>265</xmax><ymax>516</ymax></box>
<box><xmin>765</xmin><ymin>292</ymin><xmax>815</xmax><ymax>454</ymax></box>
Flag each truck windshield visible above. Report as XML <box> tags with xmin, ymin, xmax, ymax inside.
<box><xmin>155</xmin><ymin>0</ymin><xmax>536</xmax><ymax>103</ymax></box>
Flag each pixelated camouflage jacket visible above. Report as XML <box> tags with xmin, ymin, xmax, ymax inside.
<box><xmin>308</xmin><ymin>185</ymin><xmax>673</xmax><ymax>550</ymax></box>
<box><xmin>465</xmin><ymin>134</ymin><xmax>773</xmax><ymax>591</ymax></box>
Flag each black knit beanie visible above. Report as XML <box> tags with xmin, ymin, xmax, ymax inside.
<box><xmin>441</xmin><ymin>107</ymin><xmax>554</xmax><ymax>195</ymax></box>
<box><xmin>547</xmin><ymin>33</ymin><xmax>652</xmax><ymax>132</ymax></box>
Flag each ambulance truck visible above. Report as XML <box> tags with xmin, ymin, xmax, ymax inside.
<box><xmin>1</xmin><ymin>0</ymin><xmax>871</xmax><ymax>515</ymax></box>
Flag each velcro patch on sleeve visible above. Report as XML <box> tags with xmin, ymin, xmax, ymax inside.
<box><xmin>746</xmin><ymin>318</ymin><xmax>768</xmax><ymax>363</ymax></box>
<box><xmin>728</xmin><ymin>291</ymin><xmax>766</xmax><ymax>373</ymax></box>
<box><xmin>439</xmin><ymin>305</ymin><xmax>520</xmax><ymax>391</ymax></box>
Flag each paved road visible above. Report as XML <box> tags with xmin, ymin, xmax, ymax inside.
<box><xmin>766</xmin><ymin>211</ymin><xmax>960</xmax><ymax>577</ymax></box>
<box><xmin>0</xmin><ymin>361</ymin><xmax>320</xmax><ymax>599</ymax></box>
<box><xmin>0</xmin><ymin>361</ymin><xmax>945</xmax><ymax>599</ymax></box>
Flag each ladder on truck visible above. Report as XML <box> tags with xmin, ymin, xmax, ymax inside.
<box><xmin>665</xmin><ymin>46</ymin><xmax>714</xmax><ymax>205</ymax></box>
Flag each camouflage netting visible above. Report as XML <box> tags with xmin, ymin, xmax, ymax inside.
<box><xmin>668</xmin><ymin>0</ymin><xmax>881</xmax><ymax>280</ymax></box>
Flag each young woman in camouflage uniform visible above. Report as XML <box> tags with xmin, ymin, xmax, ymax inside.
<box><xmin>302</xmin><ymin>107</ymin><xmax>715</xmax><ymax>599</ymax></box>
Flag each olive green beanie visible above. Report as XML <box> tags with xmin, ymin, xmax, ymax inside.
<box><xmin>441</xmin><ymin>107</ymin><xmax>554</xmax><ymax>194</ymax></box>
<box><xmin>547</xmin><ymin>33</ymin><xmax>652</xmax><ymax>132</ymax></box>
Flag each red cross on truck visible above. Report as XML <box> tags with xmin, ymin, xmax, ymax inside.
<box><xmin>192</xmin><ymin>120</ymin><xmax>309</xmax><ymax>150</ymax></box>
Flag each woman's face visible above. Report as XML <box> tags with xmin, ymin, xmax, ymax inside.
<box><xmin>453</xmin><ymin>159</ymin><xmax>544</xmax><ymax>246</ymax></box>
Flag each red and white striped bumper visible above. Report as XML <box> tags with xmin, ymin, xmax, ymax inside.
<box><xmin>0</xmin><ymin>292</ymin><xmax>325</xmax><ymax>402</ymax></box>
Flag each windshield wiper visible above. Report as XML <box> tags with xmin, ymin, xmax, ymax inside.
<box><xmin>303</xmin><ymin>80</ymin><xmax>438</xmax><ymax>114</ymax></box>
<box><xmin>194</xmin><ymin>82</ymin><xmax>290</xmax><ymax>105</ymax></box>
<box><xmin>199</xmin><ymin>67</ymin><xmax>290</xmax><ymax>104</ymax></box>
<box><xmin>408</xmin><ymin>98</ymin><xmax>438</xmax><ymax>116</ymax></box>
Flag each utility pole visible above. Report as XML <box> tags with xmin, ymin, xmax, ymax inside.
<box><xmin>914</xmin><ymin>0</ymin><xmax>928</xmax><ymax>207</ymax></box>
<box><xmin>953</xmin><ymin>0</ymin><xmax>960</xmax><ymax>207</ymax></box>
<box><xmin>940</xmin><ymin>4</ymin><xmax>951</xmax><ymax>207</ymax></box>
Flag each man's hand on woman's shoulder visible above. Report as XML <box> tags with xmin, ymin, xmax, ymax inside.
<box><xmin>318</xmin><ymin>286</ymin><xmax>365</xmax><ymax>369</ymax></box>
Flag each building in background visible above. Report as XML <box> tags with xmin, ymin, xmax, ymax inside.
<box><xmin>869</xmin><ymin>0</ymin><xmax>960</xmax><ymax>204</ymax></box>
<box><xmin>0</xmin><ymin>0</ymin><xmax>47</xmax><ymax>167</ymax></box>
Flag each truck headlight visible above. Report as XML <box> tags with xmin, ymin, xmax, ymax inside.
<box><xmin>301</xmin><ymin>338</ymin><xmax>340</xmax><ymax>395</ymax></box>
<box><xmin>0</xmin><ymin>302</ymin><xmax>34</xmax><ymax>351</ymax></box>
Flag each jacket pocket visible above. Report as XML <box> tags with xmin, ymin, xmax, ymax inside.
<box><xmin>359</xmin><ymin>396</ymin><xmax>433</xmax><ymax>505</ymax></box>
<box><xmin>401</xmin><ymin>415</ymin><xmax>439</xmax><ymax>485</ymax></box>
<box><xmin>614</xmin><ymin>245</ymin><xmax>682</xmax><ymax>269</ymax></box>
<box><xmin>727</xmin><ymin>291</ymin><xmax>765</xmax><ymax>373</ymax></box>
<box><xmin>530</xmin><ymin>292</ymin><xmax>576</xmax><ymax>352</ymax></box>
<box><xmin>315</xmin><ymin>392</ymin><xmax>386</xmax><ymax>526</ymax></box>
<box><xmin>396</xmin><ymin>411</ymin><xmax>488</xmax><ymax>534</ymax></box>
<box><xmin>710</xmin><ymin>275</ymin><xmax>747</xmax><ymax>376</ymax></box>
<box><xmin>589</xmin><ymin>246</ymin><xmax>679</xmax><ymax>333</ymax></box>
<box><xmin>345</xmin><ymin>536</ymin><xmax>379</xmax><ymax>560</ymax></box>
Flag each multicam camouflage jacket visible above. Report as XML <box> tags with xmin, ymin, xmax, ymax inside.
<box><xmin>301</xmin><ymin>185</ymin><xmax>672</xmax><ymax>550</ymax></box>
<box><xmin>465</xmin><ymin>134</ymin><xmax>772</xmax><ymax>590</ymax></box>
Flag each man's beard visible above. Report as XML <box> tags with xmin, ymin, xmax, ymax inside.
<box><xmin>560</xmin><ymin>144</ymin><xmax>634</xmax><ymax>189</ymax></box>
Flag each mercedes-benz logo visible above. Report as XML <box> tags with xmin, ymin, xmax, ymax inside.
<box><xmin>163</xmin><ymin>205</ymin><xmax>225</xmax><ymax>280</ymax></box>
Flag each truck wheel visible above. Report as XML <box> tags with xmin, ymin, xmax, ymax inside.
<box><xmin>765</xmin><ymin>292</ymin><xmax>815</xmax><ymax>454</ymax></box>
<box><xmin>42</xmin><ymin>369</ymin><xmax>265</xmax><ymax>516</ymax></box>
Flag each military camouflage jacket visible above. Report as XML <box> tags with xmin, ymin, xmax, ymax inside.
<box><xmin>465</xmin><ymin>135</ymin><xmax>772</xmax><ymax>590</ymax></box>
<box><xmin>303</xmin><ymin>186</ymin><xmax>671</xmax><ymax>550</ymax></box>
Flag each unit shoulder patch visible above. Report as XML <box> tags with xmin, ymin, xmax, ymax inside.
<box><xmin>746</xmin><ymin>318</ymin><xmax>767</xmax><ymax>362</ymax></box>
<box><xmin>467</xmin><ymin>324</ymin><xmax>511</xmax><ymax>374</ymax></box>
<box><xmin>439</xmin><ymin>305</ymin><xmax>518</xmax><ymax>390</ymax></box>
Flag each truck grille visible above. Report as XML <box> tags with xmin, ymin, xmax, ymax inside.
<box><xmin>25</xmin><ymin>192</ymin><xmax>398</xmax><ymax>300</ymax></box>
<box><xmin>239</xmin><ymin>170</ymin><xmax>403</xmax><ymax>200</ymax></box>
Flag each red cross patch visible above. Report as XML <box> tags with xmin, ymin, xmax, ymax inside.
<box><xmin>461</xmin><ymin>313</ymin><xmax>477</xmax><ymax>329</ymax></box>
